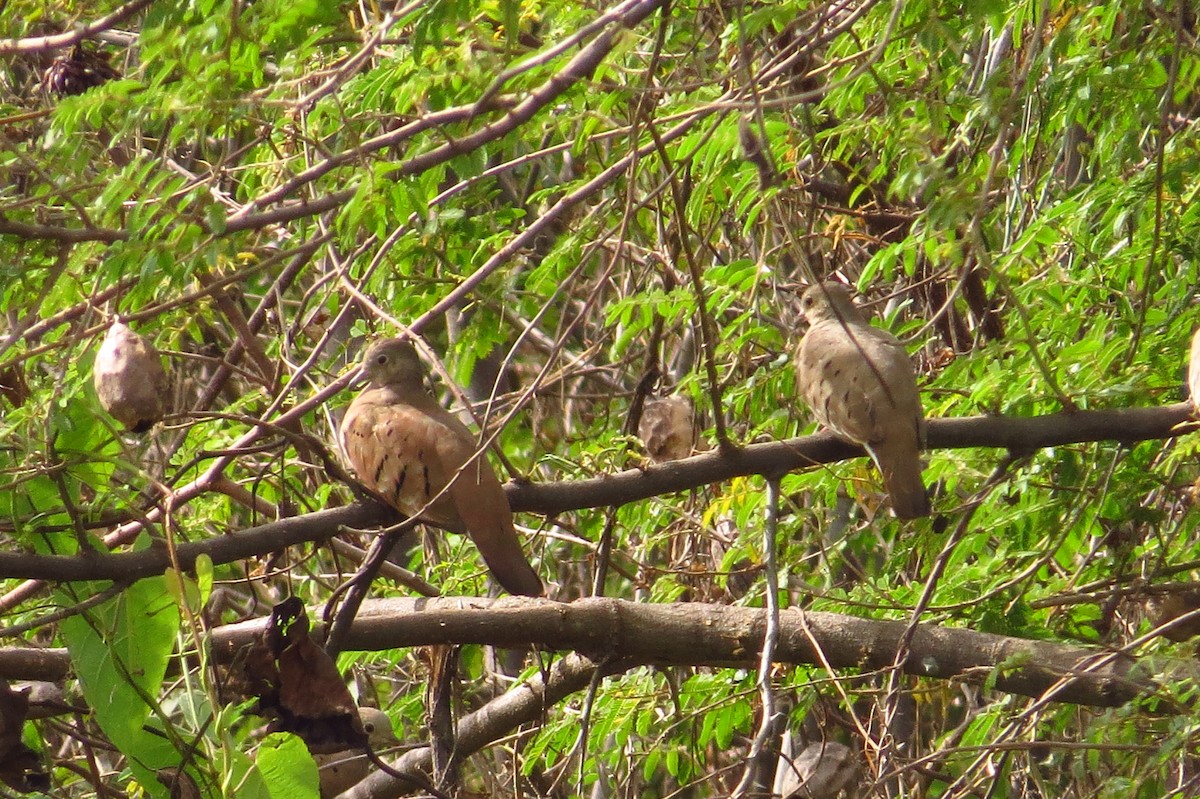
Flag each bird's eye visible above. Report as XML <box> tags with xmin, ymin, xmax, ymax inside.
<box><xmin>363</xmin><ymin>721</ymin><xmax>376</xmax><ymax>734</ymax></box>
<box><xmin>375</xmin><ymin>354</ymin><xmax>388</xmax><ymax>365</ymax></box>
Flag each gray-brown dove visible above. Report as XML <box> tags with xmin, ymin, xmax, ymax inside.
<box><xmin>93</xmin><ymin>319</ymin><xmax>168</xmax><ymax>433</ymax></box>
<box><xmin>794</xmin><ymin>282</ymin><xmax>929</xmax><ymax>518</ymax></box>
<box><xmin>1189</xmin><ymin>328</ymin><xmax>1200</xmax><ymax>418</ymax></box>
<box><xmin>315</xmin><ymin>707</ymin><xmax>396</xmax><ymax>798</ymax></box>
<box><xmin>638</xmin><ymin>396</ymin><xmax>694</xmax><ymax>463</ymax></box>
<box><xmin>339</xmin><ymin>338</ymin><xmax>543</xmax><ymax>596</ymax></box>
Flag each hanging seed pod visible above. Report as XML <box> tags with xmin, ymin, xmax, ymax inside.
<box><xmin>93</xmin><ymin>320</ymin><xmax>168</xmax><ymax>433</ymax></box>
<box><xmin>737</xmin><ymin>116</ymin><xmax>776</xmax><ymax>189</ymax></box>
<box><xmin>0</xmin><ymin>362</ymin><xmax>28</xmax><ymax>408</ymax></box>
<box><xmin>154</xmin><ymin>768</ymin><xmax>202</xmax><ymax>799</ymax></box>
<box><xmin>314</xmin><ymin>707</ymin><xmax>398</xmax><ymax>798</ymax></box>
<box><xmin>42</xmin><ymin>44</ymin><xmax>119</xmax><ymax>97</ymax></box>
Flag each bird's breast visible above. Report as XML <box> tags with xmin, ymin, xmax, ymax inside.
<box><xmin>342</xmin><ymin>399</ymin><xmax>458</xmax><ymax>524</ymax></box>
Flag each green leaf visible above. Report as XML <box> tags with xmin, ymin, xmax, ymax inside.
<box><xmin>194</xmin><ymin>553</ymin><xmax>214</xmax><ymax>608</ymax></box>
<box><xmin>60</xmin><ymin>575</ymin><xmax>181</xmax><ymax>796</ymax></box>
<box><xmin>256</xmin><ymin>734</ymin><xmax>321</xmax><ymax>799</ymax></box>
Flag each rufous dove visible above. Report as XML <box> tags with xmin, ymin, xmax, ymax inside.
<box><xmin>93</xmin><ymin>319</ymin><xmax>168</xmax><ymax>433</ymax></box>
<box><xmin>794</xmin><ymin>282</ymin><xmax>930</xmax><ymax>518</ymax></box>
<box><xmin>339</xmin><ymin>338</ymin><xmax>543</xmax><ymax>596</ymax></box>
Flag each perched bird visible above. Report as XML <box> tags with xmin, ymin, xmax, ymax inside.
<box><xmin>1189</xmin><ymin>328</ymin><xmax>1200</xmax><ymax>417</ymax></box>
<box><xmin>93</xmin><ymin>319</ymin><xmax>168</xmax><ymax>433</ymax></box>
<box><xmin>638</xmin><ymin>396</ymin><xmax>694</xmax><ymax>463</ymax></box>
<box><xmin>315</xmin><ymin>707</ymin><xmax>396</xmax><ymax>798</ymax></box>
<box><xmin>794</xmin><ymin>282</ymin><xmax>929</xmax><ymax>519</ymax></box>
<box><xmin>339</xmin><ymin>338</ymin><xmax>544</xmax><ymax>596</ymax></box>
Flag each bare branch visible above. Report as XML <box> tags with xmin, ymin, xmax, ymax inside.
<box><xmin>0</xmin><ymin>596</ymin><xmax>1146</xmax><ymax>708</ymax></box>
<box><xmin>0</xmin><ymin>0</ymin><xmax>154</xmax><ymax>55</ymax></box>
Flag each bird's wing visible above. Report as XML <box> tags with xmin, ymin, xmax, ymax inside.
<box><xmin>341</xmin><ymin>391</ymin><xmax>543</xmax><ymax>596</ymax></box>
<box><xmin>340</xmin><ymin>392</ymin><xmax>457</xmax><ymax>526</ymax></box>
<box><xmin>799</xmin><ymin>321</ymin><xmax>921</xmax><ymax>446</ymax></box>
<box><xmin>1189</xmin><ymin>329</ymin><xmax>1200</xmax><ymax>415</ymax></box>
<box><xmin>799</xmin><ymin>319</ymin><xmax>929</xmax><ymax>517</ymax></box>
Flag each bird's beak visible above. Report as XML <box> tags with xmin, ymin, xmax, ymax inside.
<box><xmin>348</xmin><ymin>365</ymin><xmax>369</xmax><ymax>388</ymax></box>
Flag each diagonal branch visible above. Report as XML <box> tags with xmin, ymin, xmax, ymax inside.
<box><xmin>226</xmin><ymin>0</ymin><xmax>669</xmax><ymax>233</ymax></box>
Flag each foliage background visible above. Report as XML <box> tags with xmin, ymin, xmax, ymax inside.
<box><xmin>2</xmin><ymin>1</ymin><xmax>1200</xmax><ymax>797</ymax></box>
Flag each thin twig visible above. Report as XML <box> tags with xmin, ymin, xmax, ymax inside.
<box><xmin>732</xmin><ymin>475</ymin><xmax>783</xmax><ymax>799</ymax></box>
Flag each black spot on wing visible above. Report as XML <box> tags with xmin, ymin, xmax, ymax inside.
<box><xmin>822</xmin><ymin>394</ymin><xmax>836</xmax><ymax>422</ymax></box>
<box><xmin>386</xmin><ymin>465</ymin><xmax>408</xmax><ymax>503</ymax></box>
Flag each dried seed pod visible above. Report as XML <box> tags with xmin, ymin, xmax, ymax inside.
<box><xmin>0</xmin><ymin>681</ymin><xmax>49</xmax><ymax>793</ymax></box>
<box><xmin>0</xmin><ymin>363</ymin><xmax>27</xmax><ymax>408</ymax></box>
<box><xmin>774</xmin><ymin>738</ymin><xmax>858</xmax><ymax>799</ymax></box>
<box><xmin>1149</xmin><ymin>590</ymin><xmax>1200</xmax><ymax>642</ymax></box>
<box><xmin>638</xmin><ymin>396</ymin><xmax>694</xmax><ymax>463</ymax></box>
<box><xmin>93</xmin><ymin>320</ymin><xmax>168</xmax><ymax>433</ymax></box>
<box><xmin>738</xmin><ymin>116</ymin><xmax>776</xmax><ymax>189</ymax></box>
<box><xmin>155</xmin><ymin>768</ymin><xmax>202</xmax><ymax>799</ymax></box>
<box><xmin>42</xmin><ymin>44</ymin><xmax>119</xmax><ymax>97</ymax></box>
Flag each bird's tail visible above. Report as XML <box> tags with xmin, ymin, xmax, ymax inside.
<box><xmin>446</xmin><ymin>460</ymin><xmax>546</xmax><ymax>597</ymax></box>
<box><xmin>475</xmin><ymin>531</ymin><xmax>545</xmax><ymax>597</ymax></box>
<box><xmin>867</xmin><ymin>441</ymin><xmax>930</xmax><ymax>519</ymax></box>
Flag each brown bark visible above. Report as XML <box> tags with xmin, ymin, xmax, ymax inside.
<box><xmin>3</xmin><ymin>597</ymin><xmax>1144</xmax><ymax>710</ymax></box>
<box><xmin>0</xmin><ymin>403</ymin><xmax>1188</xmax><ymax>586</ymax></box>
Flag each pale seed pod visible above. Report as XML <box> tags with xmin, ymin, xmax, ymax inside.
<box><xmin>93</xmin><ymin>320</ymin><xmax>168</xmax><ymax>433</ymax></box>
<box><xmin>315</xmin><ymin>707</ymin><xmax>397</xmax><ymax>798</ymax></box>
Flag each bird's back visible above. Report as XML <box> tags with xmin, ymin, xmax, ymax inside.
<box><xmin>798</xmin><ymin>318</ymin><xmax>922</xmax><ymax>447</ymax></box>
<box><xmin>340</xmin><ymin>382</ymin><xmax>544</xmax><ymax>596</ymax></box>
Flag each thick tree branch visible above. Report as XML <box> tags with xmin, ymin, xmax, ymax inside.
<box><xmin>332</xmin><ymin>594</ymin><xmax>1150</xmax><ymax>798</ymax></box>
<box><xmin>0</xmin><ymin>403</ymin><xmax>1189</xmax><ymax>583</ymax></box>
<box><xmin>1</xmin><ymin>596</ymin><xmax>1147</xmax><ymax>707</ymax></box>
<box><xmin>0</xmin><ymin>0</ymin><xmax>154</xmax><ymax>55</ymax></box>
<box><xmin>338</xmin><ymin>598</ymin><xmax>1144</xmax><ymax>707</ymax></box>
<box><xmin>513</xmin><ymin>401</ymin><xmax>1193</xmax><ymax>514</ymax></box>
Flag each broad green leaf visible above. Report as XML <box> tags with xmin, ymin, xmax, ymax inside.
<box><xmin>255</xmin><ymin>734</ymin><xmax>320</xmax><ymax>799</ymax></box>
<box><xmin>61</xmin><ymin>575</ymin><xmax>181</xmax><ymax>797</ymax></box>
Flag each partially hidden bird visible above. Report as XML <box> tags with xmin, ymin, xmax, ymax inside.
<box><xmin>638</xmin><ymin>396</ymin><xmax>695</xmax><ymax>463</ymax></box>
<box><xmin>339</xmin><ymin>338</ymin><xmax>544</xmax><ymax>596</ymax></box>
<box><xmin>315</xmin><ymin>707</ymin><xmax>396</xmax><ymax>798</ymax></box>
<box><xmin>794</xmin><ymin>282</ymin><xmax>930</xmax><ymax>519</ymax></box>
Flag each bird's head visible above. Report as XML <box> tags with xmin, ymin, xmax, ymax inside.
<box><xmin>799</xmin><ymin>281</ymin><xmax>862</xmax><ymax>325</ymax></box>
<box><xmin>357</xmin><ymin>338</ymin><xmax>425</xmax><ymax>389</ymax></box>
<box><xmin>357</xmin><ymin>707</ymin><xmax>398</xmax><ymax>748</ymax></box>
